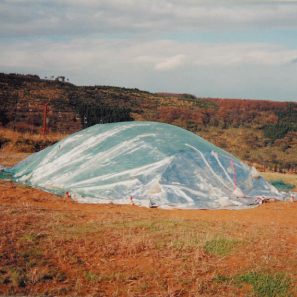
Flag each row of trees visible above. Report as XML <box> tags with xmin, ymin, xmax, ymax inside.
<box><xmin>274</xmin><ymin>102</ymin><xmax>297</xmax><ymax>122</ymax></box>
<box><xmin>263</xmin><ymin>121</ymin><xmax>297</xmax><ymax>142</ymax></box>
<box><xmin>263</xmin><ymin>103</ymin><xmax>297</xmax><ymax>141</ymax></box>
<box><xmin>77</xmin><ymin>102</ymin><xmax>133</xmax><ymax>128</ymax></box>
<box><xmin>150</xmin><ymin>100</ymin><xmax>296</xmax><ymax>141</ymax></box>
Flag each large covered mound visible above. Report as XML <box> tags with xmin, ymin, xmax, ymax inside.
<box><xmin>0</xmin><ymin>122</ymin><xmax>283</xmax><ymax>209</ymax></box>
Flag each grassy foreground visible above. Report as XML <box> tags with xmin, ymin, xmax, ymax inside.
<box><xmin>1</xmin><ymin>179</ymin><xmax>297</xmax><ymax>296</ymax></box>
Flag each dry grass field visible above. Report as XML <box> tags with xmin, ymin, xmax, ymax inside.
<box><xmin>0</xmin><ymin>128</ymin><xmax>66</xmax><ymax>154</ymax></box>
<box><xmin>1</xmin><ymin>153</ymin><xmax>297</xmax><ymax>296</ymax></box>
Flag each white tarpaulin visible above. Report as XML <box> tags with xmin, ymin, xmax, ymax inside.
<box><xmin>0</xmin><ymin>122</ymin><xmax>284</xmax><ymax>209</ymax></box>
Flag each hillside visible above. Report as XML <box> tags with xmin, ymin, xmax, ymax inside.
<box><xmin>1</xmin><ymin>72</ymin><xmax>297</xmax><ymax>170</ymax></box>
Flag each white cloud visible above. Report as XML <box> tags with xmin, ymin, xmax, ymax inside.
<box><xmin>1</xmin><ymin>1</ymin><xmax>297</xmax><ymax>38</ymax></box>
<box><xmin>1</xmin><ymin>39</ymin><xmax>296</xmax><ymax>71</ymax></box>
<box><xmin>192</xmin><ymin>43</ymin><xmax>297</xmax><ymax>66</ymax></box>
<box><xmin>1</xmin><ymin>1</ymin><xmax>297</xmax><ymax>101</ymax></box>
<box><xmin>155</xmin><ymin>55</ymin><xmax>186</xmax><ymax>70</ymax></box>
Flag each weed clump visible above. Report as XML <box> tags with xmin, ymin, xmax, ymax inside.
<box><xmin>236</xmin><ymin>272</ymin><xmax>292</xmax><ymax>297</ymax></box>
<box><xmin>214</xmin><ymin>271</ymin><xmax>292</xmax><ymax>297</ymax></box>
<box><xmin>85</xmin><ymin>271</ymin><xmax>100</xmax><ymax>283</ymax></box>
<box><xmin>203</xmin><ymin>238</ymin><xmax>240</xmax><ymax>256</ymax></box>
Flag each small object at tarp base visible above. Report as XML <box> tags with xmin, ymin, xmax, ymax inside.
<box><xmin>291</xmin><ymin>195</ymin><xmax>295</xmax><ymax>202</ymax></box>
<box><xmin>66</xmin><ymin>191</ymin><xmax>70</xmax><ymax>199</ymax></box>
<box><xmin>9</xmin><ymin>180</ymin><xmax>12</xmax><ymax>186</ymax></box>
<box><xmin>219</xmin><ymin>197</ymin><xmax>236</xmax><ymax>207</ymax></box>
<box><xmin>130</xmin><ymin>196</ymin><xmax>134</xmax><ymax>205</ymax></box>
<box><xmin>256</xmin><ymin>196</ymin><xmax>265</xmax><ymax>204</ymax></box>
<box><xmin>142</xmin><ymin>199</ymin><xmax>152</xmax><ymax>208</ymax></box>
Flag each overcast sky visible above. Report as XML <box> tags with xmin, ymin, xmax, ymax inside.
<box><xmin>1</xmin><ymin>0</ymin><xmax>297</xmax><ymax>101</ymax></box>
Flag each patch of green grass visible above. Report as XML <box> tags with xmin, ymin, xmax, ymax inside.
<box><xmin>154</xmin><ymin>241</ymin><xmax>165</xmax><ymax>249</ymax></box>
<box><xmin>235</xmin><ymin>271</ymin><xmax>292</xmax><ymax>297</ymax></box>
<box><xmin>203</xmin><ymin>238</ymin><xmax>240</xmax><ymax>256</ymax></box>
<box><xmin>0</xmin><ymin>268</ymin><xmax>27</xmax><ymax>287</ymax></box>
<box><xmin>172</xmin><ymin>240</ymin><xmax>185</xmax><ymax>251</ymax></box>
<box><xmin>120</xmin><ymin>218</ymin><xmax>180</xmax><ymax>232</ymax></box>
<box><xmin>50</xmin><ymin>223</ymin><xmax>103</xmax><ymax>237</ymax></box>
<box><xmin>25</xmin><ymin>258</ymin><xmax>38</xmax><ymax>269</ymax></box>
<box><xmin>85</xmin><ymin>271</ymin><xmax>100</xmax><ymax>282</ymax></box>
<box><xmin>18</xmin><ymin>247</ymin><xmax>42</xmax><ymax>259</ymax></box>
<box><xmin>102</xmin><ymin>271</ymin><xmax>127</xmax><ymax>282</ymax></box>
<box><xmin>20</xmin><ymin>233</ymin><xmax>37</xmax><ymax>242</ymax></box>
<box><xmin>10</xmin><ymin>268</ymin><xmax>26</xmax><ymax>287</ymax></box>
<box><xmin>216</xmin><ymin>272</ymin><xmax>292</xmax><ymax>297</ymax></box>
<box><xmin>214</xmin><ymin>274</ymin><xmax>231</xmax><ymax>285</ymax></box>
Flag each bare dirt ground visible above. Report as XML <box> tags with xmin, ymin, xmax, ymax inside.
<box><xmin>1</xmin><ymin>153</ymin><xmax>297</xmax><ymax>296</ymax></box>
